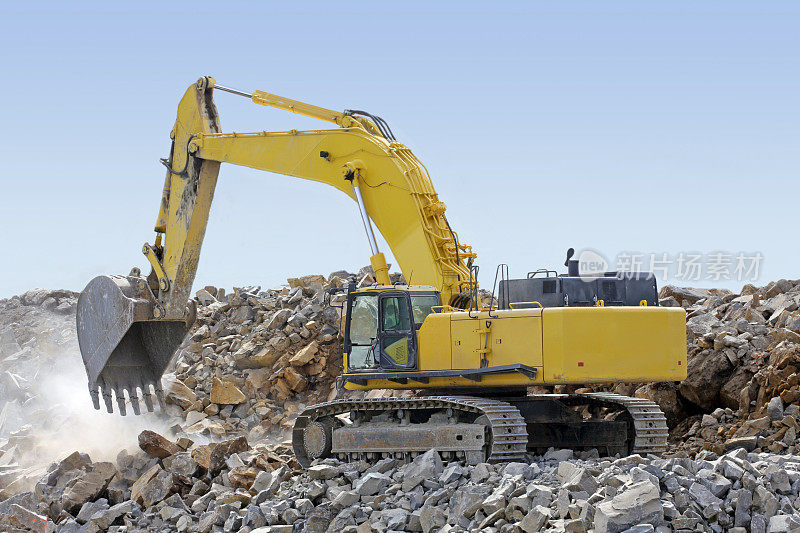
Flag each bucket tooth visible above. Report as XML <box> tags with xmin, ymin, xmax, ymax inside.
<box><xmin>141</xmin><ymin>381</ymin><xmax>155</xmax><ymax>413</ymax></box>
<box><xmin>89</xmin><ymin>383</ymin><xmax>100</xmax><ymax>411</ymax></box>
<box><xmin>116</xmin><ymin>387</ymin><xmax>127</xmax><ymax>416</ymax></box>
<box><xmin>101</xmin><ymin>383</ymin><xmax>114</xmax><ymax>414</ymax></box>
<box><xmin>131</xmin><ymin>388</ymin><xmax>142</xmax><ymax>415</ymax></box>
<box><xmin>154</xmin><ymin>382</ymin><xmax>166</xmax><ymax>411</ymax></box>
<box><xmin>129</xmin><ymin>387</ymin><xmax>141</xmax><ymax>415</ymax></box>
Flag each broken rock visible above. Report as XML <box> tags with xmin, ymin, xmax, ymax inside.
<box><xmin>289</xmin><ymin>340</ymin><xmax>319</xmax><ymax>366</ymax></box>
<box><xmin>594</xmin><ymin>480</ymin><xmax>663</xmax><ymax>533</ymax></box>
<box><xmin>166</xmin><ymin>377</ymin><xmax>197</xmax><ymax>409</ymax></box>
<box><xmin>520</xmin><ymin>505</ymin><xmax>551</xmax><ymax>532</ymax></box>
<box><xmin>208</xmin><ymin>436</ymin><xmax>249</xmax><ymax>475</ymax></box>
<box><xmin>210</xmin><ymin>377</ymin><xmax>246</xmax><ymax>405</ymax></box>
<box><xmin>6</xmin><ymin>503</ymin><xmax>56</xmax><ymax>532</ymax></box>
<box><xmin>354</xmin><ymin>472</ymin><xmax>391</xmax><ymax>496</ymax></box>
<box><xmin>557</xmin><ymin>462</ymin><xmax>599</xmax><ymax>494</ymax></box>
<box><xmin>138</xmin><ymin>430</ymin><xmax>181</xmax><ymax>459</ymax></box>
<box><xmin>61</xmin><ymin>462</ymin><xmax>116</xmax><ymax>514</ymax></box>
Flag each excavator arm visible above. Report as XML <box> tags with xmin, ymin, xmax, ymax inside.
<box><xmin>155</xmin><ymin>76</ymin><xmax>474</xmax><ymax>316</ymax></box>
<box><xmin>76</xmin><ymin>76</ymin><xmax>475</xmax><ymax>414</ymax></box>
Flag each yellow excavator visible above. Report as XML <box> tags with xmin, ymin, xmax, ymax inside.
<box><xmin>76</xmin><ymin>77</ymin><xmax>687</xmax><ymax>466</ymax></box>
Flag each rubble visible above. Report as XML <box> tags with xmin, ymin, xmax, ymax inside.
<box><xmin>7</xmin><ymin>444</ymin><xmax>799</xmax><ymax>532</ymax></box>
<box><xmin>209</xmin><ymin>378</ymin><xmax>246</xmax><ymax>405</ymax></box>
<box><xmin>160</xmin><ymin>274</ymin><xmax>360</xmax><ymax>445</ymax></box>
<box><xmin>655</xmin><ymin>279</ymin><xmax>800</xmax><ymax>456</ymax></box>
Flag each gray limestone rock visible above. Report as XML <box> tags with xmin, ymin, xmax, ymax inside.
<box><xmin>594</xmin><ymin>480</ymin><xmax>663</xmax><ymax>533</ymax></box>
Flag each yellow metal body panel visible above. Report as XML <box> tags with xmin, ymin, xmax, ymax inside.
<box><xmin>450</xmin><ymin>317</ymin><xmax>479</xmax><ymax>370</ymax></box>
<box><xmin>487</xmin><ymin>313</ymin><xmax>543</xmax><ymax>368</ymax></box>
<box><xmin>540</xmin><ymin>307</ymin><xmax>687</xmax><ymax>383</ymax></box>
<box><xmin>343</xmin><ymin>306</ymin><xmax>686</xmax><ymax>390</ymax></box>
<box><xmin>416</xmin><ymin>313</ymin><xmax>452</xmax><ymax>371</ymax></box>
<box><xmin>437</xmin><ymin>308</ymin><xmax>547</xmax><ymax>373</ymax></box>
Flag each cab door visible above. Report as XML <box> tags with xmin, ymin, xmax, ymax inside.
<box><xmin>377</xmin><ymin>292</ymin><xmax>417</xmax><ymax>370</ymax></box>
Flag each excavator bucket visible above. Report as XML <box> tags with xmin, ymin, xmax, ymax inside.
<box><xmin>76</xmin><ymin>275</ymin><xmax>190</xmax><ymax>415</ymax></box>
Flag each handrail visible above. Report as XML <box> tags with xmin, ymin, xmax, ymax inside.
<box><xmin>488</xmin><ymin>264</ymin><xmax>510</xmax><ymax>318</ymax></box>
<box><xmin>527</xmin><ymin>269</ymin><xmax>558</xmax><ymax>278</ymax></box>
<box><xmin>509</xmin><ymin>301</ymin><xmax>543</xmax><ymax>309</ymax></box>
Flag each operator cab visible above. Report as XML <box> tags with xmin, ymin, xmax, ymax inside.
<box><xmin>344</xmin><ymin>285</ymin><xmax>440</xmax><ymax>372</ymax></box>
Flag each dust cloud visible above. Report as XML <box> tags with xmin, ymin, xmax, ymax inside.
<box><xmin>28</xmin><ymin>347</ymin><xmax>174</xmax><ymax>463</ymax></box>
<box><xmin>0</xmin><ymin>297</ymin><xmax>179</xmax><ymax>493</ymax></box>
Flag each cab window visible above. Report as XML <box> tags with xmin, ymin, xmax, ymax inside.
<box><xmin>348</xmin><ymin>294</ymin><xmax>378</xmax><ymax>370</ymax></box>
<box><xmin>381</xmin><ymin>296</ymin><xmax>411</xmax><ymax>331</ymax></box>
<box><xmin>410</xmin><ymin>295</ymin><xmax>440</xmax><ymax>327</ymax></box>
<box><xmin>380</xmin><ymin>295</ymin><xmax>413</xmax><ymax>368</ymax></box>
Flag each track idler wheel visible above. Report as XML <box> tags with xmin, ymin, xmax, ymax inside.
<box><xmin>302</xmin><ymin>419</ymin><xmax>334</xmax><ymax>461</ymax></box>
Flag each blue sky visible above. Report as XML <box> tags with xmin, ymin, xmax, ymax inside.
<box><xmin>1</xmin><ymin>1</ymin><xmax>798</xmax><ymax>297</ymax></box>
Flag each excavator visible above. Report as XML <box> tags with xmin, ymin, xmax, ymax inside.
<box><xmin>76</xmin><ymin>77</ymin><xmax>687</xmax><ymax>466</ymax></box>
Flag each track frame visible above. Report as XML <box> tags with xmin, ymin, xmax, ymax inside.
<box><xmin>291</xmin><ymin>392</ymin><xmax>668</xmax><ymax>467</ymax></box>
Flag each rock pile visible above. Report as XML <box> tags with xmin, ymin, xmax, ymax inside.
<box><xmin>656</xmin><ymin>280</ymin><xmax>800</xmax><ymax>456</ymax></box>
<box><xmin>0</xmin><ymin>268</ymin><xmax>395</xmax><ymax>507</ymax></box>
<box><xmin>4</xmin><ymin>441</ymin><xmax>800</xmax><ymax>532</ymax></box>
<box><xmin>0</xmin><ymin>289</ymin><xmax>82</xmax><ymax>496</ymax></box>
<box><xmin>0</xmin><ymin>428</ymin><xmax>296</xmax><ymax>532</ymax></box>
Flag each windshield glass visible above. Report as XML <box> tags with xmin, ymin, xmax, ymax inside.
<box><xmin>348</xmin><ymin>294</ymin><xmax>379</xmax><ymax>371</ymax></box>
<box><xmin>349</xmin><ymin>294</ymin><xmax>378</xmax><ymax>345</ymax></box>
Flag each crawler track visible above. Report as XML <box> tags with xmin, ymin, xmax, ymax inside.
<box><xmin>579</xmin><ymin>392</ymin><xmax>669</xmax><ymax>455</ymax></box>
<box><xmin>292</xmin><ymin>392</ymin><xmax>667</xmax><ymax>467</ymax></box>
<box><xmin>292</xmin><ymin>396</ymin><xmax>528</xmax><ymax>467</ymax></box>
